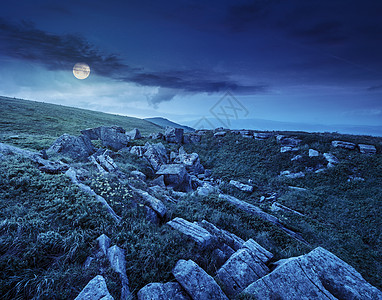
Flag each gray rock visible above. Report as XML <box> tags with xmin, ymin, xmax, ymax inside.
<box><xmin>131</xmin><ymin>170</ymin><xmax>146</xmax><ymax>181</ymax></box>
<box><xmin>151</xmin><ymin>132</ymin><xmax>164</xmax><ymax>140</ymax></box>
<box><xmin>242</xmin><ymin>239</ymin><xmax>273</xmax><ymax>263</ymax></box>
<box><xmin>107</xmin><ymin>245</ymin><xmax>131</xmax><ymax>300</ymax></box>
<box><xmin>196</xmin><ymin>183</ymin><xmax>217</xmax><ymax>197</ymax></box>
<box><xmin>156</xmin><ymin>164</ymin><xmax>192</xmax><ymax>192</ymax></box>
<box><xmin>96</xmin><ymin>234</ymin><xmax>111</xmax><ymax>256</ymax></box>
<box><xmin>165</xmin><ymin>127</ymin><xmax>184</xmax><ymax>144</ymax></box>
<box><xmin>151</xmin><ymin>175</ymin><xmax>166</xmax><ymax>188</ymax></box>
<box><xmin>214</xmin><ymin>131</ymin><xmax>226</xmax><ymax>137</ymax></box>
<box><xmin>47</xmin><ymin>134</ymin><xmax>95</xmax><ymax>160</ymax></box>
<box><xmin>174</xmin><ymin>148</ymin><xmax>204</xmax><ymax>175</ymax></box>
<box><xmin>309</xmin><ymin>149</ymin><xmax>319</xmax><ymax>157</ymax></box>
<box><xmin>291</xmin><ymin>154</ymin><xmax>303</xmax><ymax>161</ymax></box>
<box><xmin>229</xmin><ymin>180</ymin><xmax>253</xmax><ymax>193</ymax></box>
<box><xmin>243</xmin><ymin>247</ymin><xmax>382</xmax><ymax>300</ymax></box>
<box><xmin>138</xmin><ymin>282</ymin><xmax>190</xmax><ymax>300</ymax></box>
<box><xmin>130</xmin><ymin>145</ymin><xmax>146</xmax><ymax>157</ymax></box>
<box><xmin>74</xmin><ymin>275</ymin><xmax>114</xmax><ymax>300</ymax></box>
<box><xmin>183</xmin><ymin>133</ymin><xmax>202</xmax><ymax>144</ymax></box>
<box><xmin>81</xmin><ymin>126</ymin><xmax>129</xmax><ymax>151</ymax></box>
<box><xmin>278</xmin><ymin>136</ymin><xmax>301</xmax><ymax>147</ymax></box>
<box><xmin>253</xmin><ymin>132</ymin><xmax>273</xmax><ymax>139</ymax></box>
<box><xmin>332</xmin><ymin>140</ymin><xmax>356</xmax><ymax>150</ymax></box>
<box><xmin>167</xmin><ymin>218</ymin><xmax>214</xmax><ymax>249</ymax></box>
<box><xmin>280</xmin><ymin>171</ymin><xmax>305</xmax><ymax>179</ymax></box>
<box><xmin>144</xmin><ymin>143</ymin><xmax>168</xmax><ymax>171</ymax></box>
<box><xmin>126</xmin><ymin>128</ymin><xmax>142</xmax><ymax>140</ymax></box>
<box><xmin>132</xmin><ymin>188</ymin><xmax>167</xmax><ymax>218</ymax></box>
<box><xmin>281</xmin><ymin>146</ymin><xmax>299</xmax><ymax>153</ymax></box>
<box><xmin>216</xmin><ymin>248</ymin><xmax>270</xmax><ymax>297</ymax></box>
<box><xmin>173</xmin><ymin>259</ymin><xmax>228</xmax><ymax>300</ymax></box>
<box><xmin>289</xmin><ymin>186</ymin><xmax>307</xmax><ymax>192</ymax></box>
<box><xmin>83</xmin><ymin>256</ymin><xmax>94</xmax><ymax>269</ymax></box>
<box><xmin>91</xmin><ymin>153</ymin><xmax>118</xmax><ymax>173</ymax></box>
<box><xmin>359</xmin><ymin>144</ymin><xmax>377</xmax><ymax>154</ymax></box>
<box><xmin>323</xmin><ymin>153</ymin><xmax>339</xmax><ymax>167</ymax></box>
<box><xmin>145</xmin><ymin>206</ymin><xmax>160</xmax><ymax>224</ymax></box>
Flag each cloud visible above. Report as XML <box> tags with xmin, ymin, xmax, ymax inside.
<box><xmin>147</xmin><ymin>88</ymin><xmax>177</xmax><ymax>108</ymax></box>
<box><xmin>0</xmin><ymin>18</ymin><xmax>268</xmax><ymax>104</ymax></box>
<box><xmin>367</xmin><ymin>84</ymin><xmax>382</xmax><ymax>91</ymax></box>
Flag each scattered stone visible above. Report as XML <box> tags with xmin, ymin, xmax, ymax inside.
<box><xmin>323</xmin><ymin>153</ymin><xmax>339</xmax><ymax>167</ymax></box>
<box><xmin>130</xmin><ymin>170</ymin><xmax>146</xmax><ymax>181</ymax></box>
<box><xmin>167</xmin><ymin>218</ymin><xmax>214</xmax><ymax>249</ymax></box>
<box><xmin>332</xmin><ymin>140</ymin><xmax>356</xmax><ymax>150</ymax></box>
<box><xmin>173</xmin><ymin>259</ymin><xmax>228</xmax><ymax>300</ymax></box>
<box><xmin>165</xmin><ymin>127</ymin><xmax>184</xmax><ymax>144</ymax></box>
<box><xmin>74</xmin><ymin>275</ymin><xmax>114</xmax><ymax>300</ymax></box>
<box><xmin>204</xmin><ymin>169</ymin><xmax>212</xmax><ymax>178</ymax></box>
<box><xmin>217</xmin><ymin>248</ymin><xmax>270</xmax><ymax>297</ymax></box>
<box><xmin>138</xmin><ymin>282</ymin><xmax>190</xmax><ymax>300</ymax></box>
<box><xmin>83</xmin><ymin>256</ymin><xmax>94</xmax><ymax>269</ymax></box>
<box><xmin>145</xmin><ymin>206</ymin><xmax>160</xmax><ymax>224</ymax></box>
<box><xmin>253</xmin><ymin>132</ymin><xmax>273</xmax><ymax>139</ymax></box>
<box><xmin>289</xmin><ymin>186</ymin><xmax>307</xmax><ymax>192</ymax></box>
<box><xmin>107</xmin><ymin>245</ymin><xmax>131</xmax><ymax>300</ymax></box>
<box><xmin>196</xmin><ymin>182</ymin><xmax>217</xmax><ymax>197</ymax></box>
<box><xmin>151</xmin><ymin>132</ymin><xmax>164</xmax><ymax>140</ymax></box>
<box><xmin>96</xmin><ymin>234</ymin><xmax>111</xmax><ymax>256</ymax></box>
<box><xmin>259</xmin><ymin>196</ymin><xmax>266</xmax><ymax>202</ymax></box>
<box><xmin>126</xmin><ymin>128</ymin><xmax>142</xmax><ymax>140</ymax></box>
<box><xmin>348</xmin><ymin>175</ymin><xmax>365</xmax><ymax>182</ymax></box>
<box><xmin>359</xmin><ymin>144</ymin><xmax>377</xmax><ymax>154</ymax></box>
<box><xmin>214</xmin><ymin>131</ymin><xmax>227</xmax><ymax>137</ymax></box>
<box><xmin>229</xmin><ymin>180</ymin><xmax>253</xmax><ymax>193</ymax></box>
<box><xmin>280</xmin><ymin>171</ymin><xmax>305</xmax><ymax>179</ymax></box>
<box><xmin>281</xmin><ymin>146</ymin><xmax>299</xmax><ymax>153</ymax></box>
<box><xmin>132</xmin><ymin>188</ymin><xmax>167</xmax><ymax>218</ymax></box>
<box><xmin>156</xmin><ymin>164</ymin><xmax>192</xmax><ymax>192</ymax></box>
<box><xmin>308</xmin><ymin>149</ymin><xmax>319</xmax><ymax>157</ymax></box>
<box><xmin>47</xmin><ymin>134</ymin><xmax>95</xmax><ymax>160</ymax></box>
<box><xmin>81</xmin><ymin>126</ymin><xmax>129</xmax><ymax>151</ymax></box>
<box><xmin>243</xmin><ymin>247</ymin><xmax>382</xmax><ymax>300</ymax></box>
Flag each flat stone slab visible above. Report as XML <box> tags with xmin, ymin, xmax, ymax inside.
<box><xmin>173</xmin><ymin>259</ymin><xmax>228</xmax><ymax>300</ymax></box>
<box><xmin>167</xmin><ymin>218</ymin><xmax>214</xmax><ymax>249</ymax></box>
<box><xmin>359</xmin><ymin>144</ymin><xmax>377</xmax><ymax>154</ymax></box>
<box><xmin>137</xmin><ymin>282</ymin><xmax>190</xmax><ymax>300</ymax></box>
<box><xmin>332</xmin><ymin>140</ymin><xmax>356</xmax><ymax>150</ymax></box>
<box><xmin>242</xmin><ymin>247</ymin><xmax>382</xmax><ymax>300</ymax></box>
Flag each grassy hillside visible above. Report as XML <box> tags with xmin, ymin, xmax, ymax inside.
<box><xmin>145</xmin><ymin>117</ymin><xmax>195</xmax><ymax>133</ymax></box>
<box><xmin>0</xmin><ymin>96</ymin><xmax>163</xmax><ymax>150</ymax></box>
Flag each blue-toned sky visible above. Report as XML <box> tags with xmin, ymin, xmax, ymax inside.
<box><xmin>1</xmin><ymin>0</ymin><xmax>381</xmax><ymax>135</ymax></box>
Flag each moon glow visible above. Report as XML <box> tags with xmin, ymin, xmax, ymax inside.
<box><xmin>73</xmin><ymin>63</ymin><xmax>90</xmax><ymax>79</ymax></box>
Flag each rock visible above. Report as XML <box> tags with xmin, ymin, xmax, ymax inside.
<box><xmin>183</xmin><ymin>133</ymin><xmax>202</xmax><ymax>144</ymax></box>
<box><xmin>83</xmin><ymin>256</ymin><xmax>94</xmax><ymax>269</ymax></box>
<box><xmin>165</xmin><ymin>127</ymin><xmax>184</xmax><ymax>144</ymax></box>
<box><xmin>253</xmin><ymin>132</ymin><xmax>273</xmax><ymax>139</ymax></box>
<box><xmin>138</xmin><ymin>282</ymin><xmax>190</xmax><ymax>300</ymax></box>
<box><xmin>214</xmin><ymin>131</ymin><xmax>226</xmax><ymax>137</ymax></box>
<box><xmin>174</xmin><ymin>147</ymin><xmax>204</xmax><ymax>175</ymax></box>
<box><xmin>126</xmin><ymin>128</ymin><xmax>141</xmax><ymax>140</ymax></box>
<box><xmin>281</xmin><ymin>146</ymin><xmax>299</xmax><ymax>153</ymax></box>
<box><xmin>204</xmin><ymin>169</ymin><xmax>212</xmax><ymax>178</ymax></box>
<box><xmin>196</xmin><ymin>183</ymin><xmax>217</xmax><ymax>197</ymax></box>
<box><xmin>144</xmin><ymin>143</ymin><xmax>168</xmax><ymax>171</ymax></box>
<box><xmin>96</xmin><ymin>234</ymin><xmax>111</xmax><ymax>256</ymax></box>
<box><xmin>173</xmin><ymin>259</ymin><xmax>228</xmax><ymax>300</ymax></box>
<box><xmin>242</xmin><ymin>239</ymin><xmax>273</xmax><ymax>263</ymax></box>
<box><xmin>145</xmin><ymin>206</ymin><xmax>160</xmax><ymax>224</ymax></box>
<box><xmin>243</xmin><ymin>247</ymin><xmax>382</xmax><ymax>300</ymax></box>
<box><xmin>151</xmin><ymin>132</ymin><xmax>164</xmax><ymax>140</ymax></box>
<box><xmin>74</xmin><ymin>275</ymin><xmax>114</xmax><ymax>300</ymax></box>
<box><xmin>271</xmin><ymin>202</ymin><xmax>305</xmax><ymax>217</ymax></box>
<box><xmin>323</xmin><ymin>153</ymin><xmax>339</xmax><ymax>167</ymax></box>
<box><xmin>289</xmin><ymin>186</ymin><xmax>307</xmax><ymax>192</ymax></box>
<box><xmin>309</xmin><ymin>149</ymin><xmax>319</xmax><ymax>157</ymax></box>
<box><xmin>280</xmin><ymin>171</ymin><xmax>305</xmax><ymax>179</ymax></box>
<box><xmin>107</xmin><ymin>245</ymin><xmax>131</xmax><ymax>300</ymax></box>
<box><xmin>130</xmin><ymin>145</ymin><xmax>146</xmax><ymax>157</ymax></box>
<box><xmin>216</xmin><ymin>248</ymin><xmax>270</xmax><ymax>297</ymax></box>
<box><xmin>131</xmin><ymin>170</ymin><xmax>146</xmax><ymax>181</ymax></box>
<box><xmin>348</xmin><ymin>175</ymin><xmax>365</xmax><ymax>182</ymax></box>
<box><xmin>81</xmin><ymin>126</ymin><xmax>129</xmax><ymax>151</ymax></box>
<box><xmin>332</xmin><ymin>140</ymin><xmax>356</xmax><ymax>150</ymax></box>
<box><xmin>151</xmin><ymin>175</ymin><xmax>166</xmax><ymax>188</ymax></box>
<box><xmin>167</xmin><ymin>218</ymin><xmax>214</xmax><ymax>249</ymax></box>
<box><xmin>91</xmin><ymin>152</ymin><xmax>118</xmax><ymax>173</ymax></box>
<box><xmin>291</xmin><ymin>154</ymin><xmax>303</xmax><ymax>161</ymax></box>
<box><xmin>132</xmin><ymin>188</ymin><xmax>167</xmax><ymax>218</ymax></box>
<box><xmin>359</xmin><ymin>144</ymin><xmax>377</xmax><ymax>154</ymax></box>
<box><xmin>47</xmin><ymin>134</ymin><xmax>95</xmax><ymax>160</ymax></box>
<box><xmin>229</xmin><ymin>180</ymin><xmax>253</xmax><ymax>193</ymax></box>
<box><xmin>156</xmin><ymin>164</ymin><xmax>192</xmax><ymax>192</ymax></box>
<box><xmin>278</xmin><ymin>136</ymin><xmax>301</xmax><ymax>147</ymax></box>
<box><xmin>38</xmin><ymin>160</ymin><xmax>69</xmax><ymax>174</ymax></box>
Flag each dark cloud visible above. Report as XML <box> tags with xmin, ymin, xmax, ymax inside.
<box><xmin>367</xmin><ymin>84</ymin><xmax>382</xmax><ymax>92</ymax></box>
<box><xmin>0</xmin><ymin>18</ymin><xmax>267</xmax><ymax>103</ymax></box>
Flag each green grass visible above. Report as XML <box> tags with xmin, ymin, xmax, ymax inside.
<box><xmin>0</xmin><ymin>96</ymin><xmax>162</xmax><ymax>150</ymax></box>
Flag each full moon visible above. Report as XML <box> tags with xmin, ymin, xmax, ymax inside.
<box><xmin>73</xmin><ymin>63</ymin><xmax>90</xmax><ymax>80</ymax></box>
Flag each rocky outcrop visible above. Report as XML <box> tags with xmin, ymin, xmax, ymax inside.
<box><xmin>137</xmin><ymin>282</ymin><xmax>190</xmax><ymax>300</ymax></box>
<box><xmin>156</xmin><ymin>164</ymin><xmax>192</xmax><ymax>192</ymax></box>
<box><xmin>359</xmin><ymin>144</ymin><xmax>377</xmax><ymax>154</ymax></box>
<box><xmin>173</xmin><ymin>259</ymin><xmax>229</xmax><ymax>300</ymax></box>
<box><xmin>74</xmin><ymin>275</ymin><xmax>114</xmax><ymax>300</ymax></box>
<box><xmin>242</xmin><ymin>247</ymin><xmax>382</xmax><ymax>300</ymax></box>
<box><xmin>167</xmin><ymin>218</ymin><xmax>214</xmax><ymax>249</ymax></box>
<box><xmin>47</xmin><ymin>134</ymin><xmax>95</xmax><ymax>160</ymax></box>
<box><xmin>165</xmin><ymin>127</ymin><xmax>184</xmax><ymax>144</ymax></box>
<box><xmin>126</xmin><ymin>128</ymin><xmax>142</xmax><ymax>140</ymax></box>
<box><xmin>81</xmin><ymin>126</ymin><xmax>129</xmax><ymax>151</ymax></box>
<box><xmin>229</xmin><ymin>180</ymin><xmax>253</xmax><ymax>193</ymax></box>
<box><xmin>332</xmin><ymin>140</ymin><xmax>356</xmax><ymax>150</ymax></box>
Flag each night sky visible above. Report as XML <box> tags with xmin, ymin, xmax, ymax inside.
<box><xmin>1</xmin><ymin>1</ymin><xmax>381</xmax><ymax>134</ymax></box>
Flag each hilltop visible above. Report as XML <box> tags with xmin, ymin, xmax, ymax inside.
<box><xmin>145</xmin><ymin>117</ymin><xmax>195</xmax><ymax>133</ymax></box>
<box><xmin>0</xmin><ymin>97</ymin><xmax>381</xmax><ymax>299</ymax></box>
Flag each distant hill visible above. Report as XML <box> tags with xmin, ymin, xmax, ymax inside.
<box><xmin>0</xmin><ymin>96</ymin><xmax>162</xmax><ymax>150</ymax></box>
<box><xmin>145</xmin><ymin>117</ymin><xmax>195</xmax><ymax>133</ymax></box>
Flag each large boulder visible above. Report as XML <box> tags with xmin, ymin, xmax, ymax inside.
<box><xmin>126</xmin><ymin>128</ymin><xmax>142</xmax><ymax>140</ymax></box>
<box><xmin>332</xmin><ymin>140</ymin><xmax>356</xmax><ymax>150</ymax></box>
<box><xmin>47</xmin><ymin>134</ymin><xmax>95</xmax><ymax>160</ymax></box>
<box><xmin>359</xmin><ymin>144</ymin><xmax>377</xmax><ymax>154</ymax></box>
<box><xmin>242</xmin><ymin>247</ymin><xmax>382</xmax><ymax>299</ymax></box>
<box><xmin>156</xmin><ymin>164</ymin><xmax>192</xmax><ymax>192</ymax></box>
<box><xmin>74</xmin><ymin>275</ymin><xmax>114</xmax><ymax>300</ymax></box>
<box><xmin>107</xmin><ymin>245</ymin><xmax>131</xmax><ymax>300</ymax></box>
<box><xmin>144</xmin><ymin>143</ymin><xmax>168</xmax><ymax>171</ymax></box>
<box><xmin>174</xmin><ymin>147</ymin><xmax>204</xmax><ymax>175</ymax></box>
<box><xmin>165</xmin><ymin>127</ymin><xmax>184</xmax><ymax>144</ymax></box>
<box><xmin>173</xmin><ymin>259</ymin><xmax>229</xmax><ymax>300</ymax></box>
<box><xmin>133</xmin><ymin>188</ymin><xmax>167</xmax><ymax>218</ymax></box>
<box><xmin>81</xmin><ymin>126</ymin><xmax>129</xmax><ymax>151</ymax></box>
<box><xmin>138</xmin><ymin>282</ymin><xmax>190</xmax><ymax>300</ymax></box>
